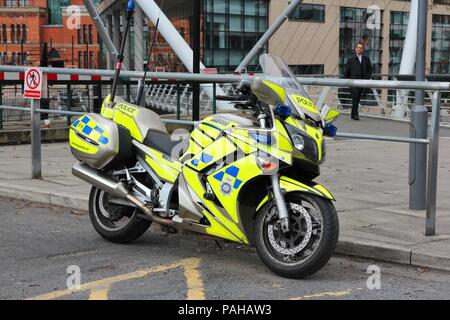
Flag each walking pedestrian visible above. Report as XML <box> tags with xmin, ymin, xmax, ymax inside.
<box><xmin>343</xmin><ymin>42</ymin><xmax>373</xmax><ymax>120</ymax></box>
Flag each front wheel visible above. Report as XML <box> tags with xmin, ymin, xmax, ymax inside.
<box><xmin>254</xmin><ymin>193</ymin><xmax>339</xmax><ymax>279</ymax></box>
<box><xmin>89</xmin><ymin>186</ymin><xmax>152</xmax><ymax>244</ymax></box>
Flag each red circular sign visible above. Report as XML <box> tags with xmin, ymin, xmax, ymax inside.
<box><xmin>26</xmin><ymin>69</ymin><xmax>41</xmax><ymax>90</ymax></box>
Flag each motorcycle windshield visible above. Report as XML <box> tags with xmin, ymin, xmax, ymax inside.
<box><xmin>259</xmin><ymin>54</ymin><xmax>309</xmax><ymax>97</ymax></box>
<box><xmin>259</xmin><ymin>54</ymin><xmax>319</xmax><ymax>121</ymax></box>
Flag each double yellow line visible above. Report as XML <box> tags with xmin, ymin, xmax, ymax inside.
<box><xmin>27</xmin><ymin>258</ymin><xmax>205</xmax><ymax>300</ymax></box>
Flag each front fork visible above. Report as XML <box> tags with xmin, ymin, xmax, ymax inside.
<box><xmin>270</xmin><ymin>174</ymin><xmax>290</xmax><ymax>233</ymax></box>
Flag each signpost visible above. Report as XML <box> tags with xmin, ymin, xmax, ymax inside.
<box><xmin>23</xmin><ymin>68</ymin><xmax>47</xmax><ymax>179</ymax></box>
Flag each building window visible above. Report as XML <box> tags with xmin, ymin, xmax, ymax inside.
<box><xmin>89</xmin><ymin>51</ymin><xmax>94</xmax><ymax>68</ymax></box>
<box><xmin>16</xmin><ymin>24</ymin><xmax>21</xmax><ymax>43</ymax></box>
<box><xmin>289</xmin><ymin>64</ymin><xmax>324</xmax><ymax>75</ymax></box>
<box><xmin>22</xmin><ymin>24</ymin><xmax>26</xmax><ymax>43</ymax></box>
<box><xmin>339</xmin><ymin>7</ymin><xmax>383</xmax><ymax>76</ymax></box>
<box><xmin>10</xmin><ymin>25</ymin><xmax>15</xmax><ymax>43</ymax></box>
<box><xmin>84</xmin><ymin>51</ymin><xmax>88</xmax><ymax>68</ymax></box>
<box><xmin>83</xmin><ymin>25</ymin><xmax>88</xmax><ymax>44</ymax></box>
<box><xmin>288</xmin><ymin>3</ymin><xmax>325</xmax><ymax>22</ymax></box>
<box><xmin>78</xmin><ymin>51</ymin><xmax>82</xmax><ymax>68</ymax></box>
<box><xmin>18</xmin><ymin>0</ymin><xmax>30</xmax><ymax>7</ymax></box>
<box><xmin>2</xmin><ymin>25</ymin><xmax>6</xmax><ymax>43</ymax></box>
<box><xmin>431</xmin><ymin>14</ymin><xmax>450</xmax><ymax>74</ymax></box>
<box><xmin>88</xmin><ymin>25</ymin><xmax>93</xmax><ymax>44</ymax></box>
<box><xmin>77</xmin><ymin>27</ymin><xmax>82</xmax><ymax>44</ymax></box>
<box><xmin>203</xmin><ymin>0</ymin><xmax>268</xmax><ymax>72</ymax></box>
<box><xmin>48</xmin><ymin>0</ymin><xmax>70</xmax><ymax>25</ymax></box>
<box><xmin>389</xmin><ymin>11</ymin><xmax>409</xmax><ymax>75</ymax></box>
<box><xmin>11</xmin><ymin>52</ymin><xmax>16</xmax><ymax>66</ymax></box>
<box><xmin>3</xmin><ymin>52</ymin><xmax>7</xmax><ymax>64</ymax></box>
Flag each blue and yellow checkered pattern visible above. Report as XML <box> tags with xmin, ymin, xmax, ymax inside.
<box><xmin>72</xmin><ymin>116</ymin><xmax>110</xmax><ymax>145</ymax></box>
<box><xmin>213</xmin><ymin>165</ymin><xmax>243</xmax><ymax>190</ymax></box>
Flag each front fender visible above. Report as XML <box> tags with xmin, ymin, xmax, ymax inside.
<box><xmin>256</xmin><ymin>176</ymin><xmax>335</xmax><ymax>212</ymax></box>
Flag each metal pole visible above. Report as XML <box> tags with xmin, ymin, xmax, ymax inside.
<box><xmin>409</xmin><ymin>0</ymin><xmax>428</xmax><ymax>210</ymax></box>
<box><xmin>235</xmin><ymin>0</ymin><xmax>304</xmax><ymax>72</ymax></box>
<box><xmin>83</xmin><ymin>0</ymin><xmax>123</xmax><ymax>68</ymax></box>
<box><xmin>212</xmin><ymin>83</ymin><xmax>216</xmax><ymax>114</ymax></box>
<box><xmin>21</xmin><ymin>39</ymin><xmax>24</xmax><ymax>65</ymax></box>
<box><xmin>31</xmin><ymin>99</ymin><xmax>42</xmax><ymax>179</ymax></box>
<box><xmin>191</xmin><ymin>0</ymin><xmax>200</xmax><ymax>121</ymax></box>
<box><xmin>425</xmin><ymin>91</ymin><xmax>441</xmax><ymax>236</ymax></box>
<box><xmin>67</xmin><ymin>84</ymin><xmax>72</xmax><ymax>126</ymax></box>
<box><xmin>176</xmin><ymin>83</ymin><xmax>180</xmax><ymax>120</ymax></box>
<box><xmin>72</xmin><ymin>36</ymin><xmax>75</xmax><ymax>66</ymax></box>
<box><xmin>0</xmin><ymin>84</ymin><xmax>3</xmax><ymax>130</ymax></box>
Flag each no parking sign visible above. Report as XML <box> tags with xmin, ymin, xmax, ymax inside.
<box><xmin>24</xmin><ymin>68</ymin><xmax>47</xmax><ymax>99</ymax></box>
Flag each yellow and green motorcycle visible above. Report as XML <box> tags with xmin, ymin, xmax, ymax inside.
<box><xmin>69</xmin><ymin>54</ymin><xmax>340</xmax><ymax>279</ymax></box>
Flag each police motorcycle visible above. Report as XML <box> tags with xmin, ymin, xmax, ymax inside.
<box><xmin>69</xmin><ymin>0</ymin><xmax>341</xmax><ymax>279</ymax></box>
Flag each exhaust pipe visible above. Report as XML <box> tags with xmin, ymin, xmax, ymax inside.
<box><xmin>72</xmin><ymin>162</ymin><xmax>173</xmax><ymax>226</ymax></box>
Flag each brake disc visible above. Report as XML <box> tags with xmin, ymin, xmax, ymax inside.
<box><xmin>98</xmin><ymin>190</ymin><xmax>125</xmax><ymax>222</ymax></box>
<box><xmin>267</xmin><ymin>203</ymin><xmax>313</xmax><ymax>255</ymax></box>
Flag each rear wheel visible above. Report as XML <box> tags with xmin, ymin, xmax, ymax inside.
<box><xmin>254</xmin><ymin>193</ymin><xmax>339</xmax><ymax>279</ymax></box>
<box><xmin>88</xmin><ymin>186</ymin><xmax>151</xmax><ymax>244</ymax></box>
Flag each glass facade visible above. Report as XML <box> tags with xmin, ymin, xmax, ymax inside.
<box><xmin>149</xmin><ymin>0</ymin><xmax>268</xmax><ymax>73</ymax></box>
<box><xmin>48</xmin><ymin>0</ymin><xmax>71</xmax><ymax>25</ymax></box>
<box><xmin>203</xmin><ymin>0</ymin><xmax>268</xmax><ymax>72</ymax></box>
<box><xmin>431</xmin><ymin>14</ymin><xmax>450</xmax><ymax>74</ymax></box>
<box><xmin>389</xmin><ymin>11</ymin><xmax>409</xmax><ymax>75</ymax></box>
<box><xmin>339</xmin><ymin>7</ymin><xmax>383</xmax><ymax>76</ymax></box>
<box><xmin>289</xmin><ymin>64</ymin><xmax>324</xmax><ymax>75</ymax></box>
<box><xmin>288</xmin><ymin>3</ymin><xmax>325</xmax><ymax>22</ymax></box>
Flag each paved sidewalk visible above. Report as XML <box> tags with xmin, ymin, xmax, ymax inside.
<box><xmin>0</xmin><ymin>115</ymin><xmax>449</xmax><ymax>272</ymax></box>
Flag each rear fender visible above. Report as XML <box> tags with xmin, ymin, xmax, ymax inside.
<box><xmin>256</xmin><ymin>176</ymin><xmax>335</xmax><ymax>212</ymax></box>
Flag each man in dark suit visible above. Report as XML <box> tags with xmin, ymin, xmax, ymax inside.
<box><xmin>343</xmin><ymin>42</ymin><xmax>372</xmax><ymax>120</ymax></box>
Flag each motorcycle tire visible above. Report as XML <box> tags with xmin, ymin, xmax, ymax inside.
<box><xmin>89</xmin><ymin>186</ymin><xmax>152</xmax><ymax>244</ymax></box>
<box><xmin>254</xmin><ymin>193</ymin><xmax>339</xmax><ymax>279</ymax></box>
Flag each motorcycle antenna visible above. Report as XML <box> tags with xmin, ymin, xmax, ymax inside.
<box><xmin>108</xmin><ymin>0</ymin><xmax>135</xmax><ymax>107</ymax></box>
<box><xmin>135</xmin><ymin>0</ymin><xmax>165</xmax><ymax>106</ymax></box>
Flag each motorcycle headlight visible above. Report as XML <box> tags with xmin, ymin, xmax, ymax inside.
<box><xmin>284</xmin><ymin>122</ymin><xmax>318</xmax><ymax>162</ymax></box>
<box><xmin>291</xmin><ymin>134</ymin><xmax>305</xmax><ymax>151</ymax></box>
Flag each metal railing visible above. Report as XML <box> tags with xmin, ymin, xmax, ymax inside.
<box><xmin>0</xmin><ymin>65</ymin><xmax>448</xmax><ymax>236</ymax></box>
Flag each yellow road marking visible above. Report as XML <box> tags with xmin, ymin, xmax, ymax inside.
<box><xmin>27</xmin><ymin>258</ymin><xmax>204</xmax><ymax>300</ymax></box>
<box><xmin>290</xmin><ymin>288</ymin><xmax>363</xmax><ymax>300</ymax></box>
<box><xmin>88</xmin><ymin>285</ymin><xmax>111</xmax><ymax>300</ymax></box>
<box><xmin>183</xmin><ymin>258</ymin><xmax>205</xmax><ymax>300</ymax></box>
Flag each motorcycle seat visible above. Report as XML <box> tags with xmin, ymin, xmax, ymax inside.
<box><xmin>144</xmin><ymin>130</ymin><xmax>188</xmax><ymax>159</ymax></box>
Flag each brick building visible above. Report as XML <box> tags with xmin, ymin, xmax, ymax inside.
<box><xmin>0</xmin><ymin>0</ymin><xmax>100</xmax><ymax>68</ymax></box>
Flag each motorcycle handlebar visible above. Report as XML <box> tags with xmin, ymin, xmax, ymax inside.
<box><xmin>216</xmin><ymin>95</ymin><xmax>248</xmax><ymax>101</ymax></box>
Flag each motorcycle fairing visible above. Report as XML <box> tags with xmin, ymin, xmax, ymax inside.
<box><xmin>181</xmin><ymin>165</ymin><xmax>249</xmax><ymax>244</ymax></box>
<box><xmin>224</xmin><ymin>119</ymin><xmax>294</xmax><ymax>165</ymax></box>
<box><xmin>142</xmin><ymin>145</ymin><xmax>182</xmax><ymax>184</ymax></box>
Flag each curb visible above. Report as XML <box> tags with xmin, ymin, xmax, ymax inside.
<box><xmin>1</xmin><ymin>186</ymin><xmax>449</xmax><ymax>273</ymax></box>
<box><xmin>0</xmin><ymin>183</ymin><xmax>88</xmax><ymax>211</ymax></box>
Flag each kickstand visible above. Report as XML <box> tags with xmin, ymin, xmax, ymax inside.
<box><xmin>215</xmin><ymin>240</ymin><xmax>222</xmax><ymax>250</ymax></box>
